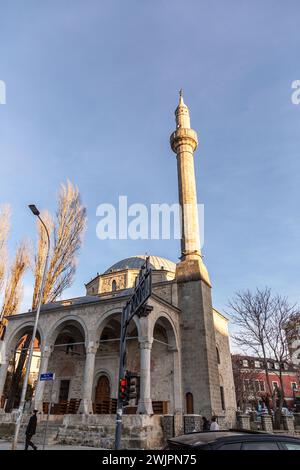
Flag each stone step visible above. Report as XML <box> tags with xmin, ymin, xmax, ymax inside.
<box><xmin>18</xmin><ymin>422</ymin><xmax>61</xmax><ymax>445</ymax></box>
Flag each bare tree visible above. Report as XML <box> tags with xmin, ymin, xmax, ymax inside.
<box><xmin>5</xmin><ymin>181</ymin><xmax>86</xmax><ymax>411</ymax></box>
<box><xmin>31</xmin><ymin>210</ymin><xmax>53</xmax><ymax>310</ymax></box>
<box><xmin>1</xmin><ymin>240</ymin><xmax>30</xmax><ymax>318</ymax></box>
<box><xmin>264</xmin><ymin>295</ymin><xmax>299</xmax><ymax>427</ymax></box>
<box><xmin>32</xmin><ymin>180</ymin><xmax>86</xmax><ymax>308</ymax></box>
<box><xmin>229</xmin><ymin>288</ymin><xmax>298</xmax><ymax>428</ymax></box>
<box><xmin>229</xmin><ymin>288</ymin><xmax>274</xmax><ymax>398</ymax></box>
<box><xmin>0</xmin><ymin>204</ymin><xmax>10</xmax><ymax>295</ymax></box>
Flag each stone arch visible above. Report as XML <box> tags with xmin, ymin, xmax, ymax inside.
<box><xmin>149</xmin><ymin>312</ymin><xmax>181</xmax><ymax>414</ymax></box>
<box><xmin>6</xmin><ymin>321</ymin><xmax>44</xmax><ymax>355</ymax></box>
<box><xmin>95</xmin><ymin>308</ymin><xmax>141</xmax><ymax>340</ymax></box>
<box><xmin>149</xmin><ymin>311</ymin><xmax>179</xmax><ymax>350</ymax></box>
<box><xmin>46</xmin><ymin>315</ymin><xmax>89</xmax><ymax>347</ymax></box>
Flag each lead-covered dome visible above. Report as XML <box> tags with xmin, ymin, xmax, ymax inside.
<box><xmin>104</xmin><ymin>255</ymin><xmax>176</xmax><ymax>274</ymax></box>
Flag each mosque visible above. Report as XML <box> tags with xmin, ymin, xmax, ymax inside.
<box><xmin>0</xmin><ymin>93</ymin><xmax>236</xmax><ymax>446</ymax></box>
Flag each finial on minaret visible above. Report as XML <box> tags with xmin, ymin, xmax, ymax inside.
<box><xmin>175</xmin><ymin>89</ymin><xmax>190</xmax><ymax>128</ymax></box>
<box><xmin>179</xmin><ymin>88</ymin><xmax>184</xmax><ymax>106</ymax></box>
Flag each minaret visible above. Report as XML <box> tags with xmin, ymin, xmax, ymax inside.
<box><xmin>170</xmin><ymin>90</ymin><xmax>210</xmax><ymax>285</ymax></box>
<box><xmin>170</xmin><ymin>91</ymin><xmax>222</xmax><ymax>417</ymax></box>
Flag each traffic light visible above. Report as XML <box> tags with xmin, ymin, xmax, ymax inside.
<box><xmin>125</xmin><ymin>372</ymin><xmax>140</xmax><ymax>402</ymax></box>
<box><xmin>119</xmin><ymin>372</ymin><xmax>141</xmax><ymax>406</ymax></box>
<box><xmin>119</xmin><ymin>377</ymin><xmax>129</xmax><ymax>406</ymax></box>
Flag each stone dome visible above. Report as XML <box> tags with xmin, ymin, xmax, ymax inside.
<box><xmin>104</xmin><ymin>255</ymin><xmax>176</xmax><ymax>274</ymax></box>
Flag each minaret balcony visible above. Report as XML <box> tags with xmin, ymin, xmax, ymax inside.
<box><xmin>170</xmin><ymin>128</ymin><xmax>198</xmax><ymax>153</ymax></box>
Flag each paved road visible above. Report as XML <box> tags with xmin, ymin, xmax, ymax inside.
<box><xmin>0</xmin><ymin>440</ymin><xmax>101</xmax><ymax>450</ymax></box>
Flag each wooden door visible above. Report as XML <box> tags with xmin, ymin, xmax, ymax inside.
<box><xmin>95</xmin><ymin>375</ymin><xmax>110</xmax><ymax>403</ymax></box>
<box><xmin>186</xmin><ymin>392</ymin><xmax>194</xmax><ymax>414</ymax></box>
<box><xmin>59</xmin><ymin>380</ymin><xmax>70</xmax><ymax>402</ymax></box>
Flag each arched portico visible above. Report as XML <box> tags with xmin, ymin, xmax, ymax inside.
<box><xmin>35</xmin><ymin>317</ymin><xmax>88</xmax><ymax>413</ymax></box>
<box><xmin>0</xmin><ymin>322</ymin><xmax>43</xmax><ymax>411</ymax></box>
<box><xmin>142</xmin><ymin>312</ymin><xmax>181</xmax><ymax>415</ymax></box>
<box><xmin>92</xmin><ymin>311</ymin><xmax>140</xmax><ymax>414</ymax></box>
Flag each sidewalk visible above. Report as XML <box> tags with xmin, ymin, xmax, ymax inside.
<box><xmin>0</xmin><ymin>440</ymin><xmax>100</xmax><ymax>450</ymax></box>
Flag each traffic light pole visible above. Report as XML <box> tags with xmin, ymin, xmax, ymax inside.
<box><xmin>115</xmin><ymin>304</ymin><xmax>128</xmax><ymax>450</ymax></box>
<box><xmin>114</xmin><ymin>257</ymin><xmax>152</xmax><ymax>450</ymax></box>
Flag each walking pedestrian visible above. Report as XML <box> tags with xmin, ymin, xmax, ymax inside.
<box><xmin>25</xmin><ymin>409</ymin><xmax>38</xmax><ymax>450</ymax></box>
<box><xmin>202</xmin><ymin>416</ymin><xmax>211</xmax><ymax>431</ymax></box>
<box><xmin>210</xmin><ymin>415</ymin><xmax>220</xmax><ymax>431</ymax></box>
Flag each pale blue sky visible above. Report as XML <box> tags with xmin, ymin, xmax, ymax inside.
<box><xmin>0</xmin><ymin>1</ymin><xmax>300</xmax><ymax>326</ymax></box>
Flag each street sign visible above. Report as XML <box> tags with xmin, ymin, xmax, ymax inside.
<box><xmin>40</xmin><ymin>372</ymin><xmax>55</xmax><ymax>381</ymax></box>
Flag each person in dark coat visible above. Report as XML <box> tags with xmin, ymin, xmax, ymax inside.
<box><xmin>25</xmin><ymin>409</ymin><xmax>38</xmax><ymax>450</ymax></box>
<box><xmin>202</xmin><ymin>416</ymin><xmax>210</xmax><ymax>431</ymax></box>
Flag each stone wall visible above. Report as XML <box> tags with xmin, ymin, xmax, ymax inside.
<box><xmin>0</xmin><ymin>413</ymin><xmax>164</xmax><ymax>449</ymax></box>
<box><xmin>214</xmin><ymin>321</ymin><xmax>237</xmax><ymax>428</ymax></box>
<box><xmin>58</xmin><ymin>414</ymin><xmax>164</xmax><ymax>449</ymax></box>
<box><xmin>183</xmin><ymin>414</ymin><xmax>202</xmax><ymax>433</ymax></box>
<box><xmin>44</xmin><ymin>349</ymin><xmax>85</xmax><ymax>402</ymax></box>
<box><xmin>177</xmin><ymin>276</ymin><xmax>222</xmax><ymax>416</ymax></box>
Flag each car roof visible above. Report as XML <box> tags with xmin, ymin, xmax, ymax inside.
<box><xmin>168</xmin><ymin>430</ymin><xmax>300</xmax><ymax>446</ymax></box>
<box><xmin>169</xmin><ymin>431</ymin><xmax>244</xmax><ymax>446</ymax></box>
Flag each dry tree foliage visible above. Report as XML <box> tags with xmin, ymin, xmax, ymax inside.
<box><xmin>0</xmin><ymin>204</ymin><xmax>10</xmax><ymax>294</ymax></box>
<box><xmin>32</xmin><ymin>180</ymin><xmax>86</xmax><ymax>309</ymax></box>
<box><xmin>31</xmin><ymin>210</ymin><xmax>53</xmax><ymax>310</ymax></box>
<box><xmin>1</xmin><ymin>240</ymin><xmax>30</xmax><ymax>317</ymax></box>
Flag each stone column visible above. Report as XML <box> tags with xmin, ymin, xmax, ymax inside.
<box><xmin>137</xmin><ymin>339</ymin><xmax>153</xmax><ymax>415</ymax></box>
<box><xmin>78</xmin><ymin>342</ymin><xmax>98</xmax><ymax>414</ymax></box>
<box><xmin>282</xmin><ymin>415</ymin><xmax>295</xmax><ymax>432</ymax></box>
<box><xmin>33</xmin><ymin>345</ymin><xmax>53</xmax><ymax>412</ymax></box>
<box><xmin>171</xmin><ymin>348</ymin><xmax>182</xmax><ymax>414</ymax></box>
<box><xmin>0</xmin><ymin>358</ymin><xmax>9</xmax><ymax>406</ymax></box>
<box><xmin>237</xmin><ymin>413</ymin><xmax>251</xmax><ymax>430</ymax></box>
<box><xmin>261</xmin><ymin>413</ymin><xmax>273</xmax><ymax>432</ymax></box>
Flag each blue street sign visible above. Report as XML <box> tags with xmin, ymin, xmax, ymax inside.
<box><xmin>40</xmin><ymin>372</ymin><xmax>55</xmax><ymax>381</ymax></box>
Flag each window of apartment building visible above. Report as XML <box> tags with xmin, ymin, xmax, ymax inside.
<box><xmin>259</xmin><ymin>381</ymin><xmax>265</xmax><ymax>392</ymax></box>
<box><xmin>268</xmin><ymin>362</ymin><xmax>274</xmax><ymax>369</ymax></box>
<box><xmin>244</xmin><ymin>379</ymin><xmax>250</xmax><ymax>391</ymax></box>
<box><xmin>254</xmin><ymin>361</ymin><xmax>261</xmax><ymax>368</ymax></box>
<box><xmin>242</xmin><ymin>359</ymin><xmax>248</xmax><ymax>367</ymax></box>
<box><xmin>291</xmin><ymin>382</ymin><xmax>297</xmax><ymax>391</ymax></box>
<box><xmin>254</xmin><ymin>380</ymin><xmax>260</xmax><ymax>392</ymax></box>
<box><xmin>274</xmin><ymin>363</ymin><xmax>280</xmax><ymax>370</ymax></box>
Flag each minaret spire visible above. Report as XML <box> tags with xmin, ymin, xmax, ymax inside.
<box><xmin>170</xmin><ymin>92</ymin><xmax>211</xmax><ymax>286</ymax></box>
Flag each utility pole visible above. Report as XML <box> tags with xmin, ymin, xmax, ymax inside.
<box><xmin>12</xmin><ymin>205</ymin><xmax>50</xmax><ymax>450</ymax></box>
<box><xmin>114</xmin><ymin>257</ymin><xmax>152</xmax><ymax>450</ymax></box>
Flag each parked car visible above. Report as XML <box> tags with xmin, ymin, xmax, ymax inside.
<box><xmin>166</xmin><ymin>430</ymin><xmax>300</xmax><ymax>450</ymax></box>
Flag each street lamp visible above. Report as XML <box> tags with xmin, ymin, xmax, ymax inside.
<box><xmin>12</xmin><ymin>205</ymin><xmax>50</xmax><ymax>450</ymax></box>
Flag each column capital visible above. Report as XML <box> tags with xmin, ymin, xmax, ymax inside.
<box><xmin>139</xmin><ymin>337</ymin><xmax>153</xmax><ymax>350</ymax></box>
<box><xmin>42</xmin><ymin>344</ymin><xmax>54</xmax><ymax>358</ymax></box>
<box><xmin>86</xmin><ymin>341</ymin><xmax>99</xmax><ymax>355</ymax></box>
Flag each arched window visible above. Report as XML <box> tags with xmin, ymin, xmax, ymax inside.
<box><xmin>216</xmin><ymin>347</ymin><xmax>220</xmax><ymax>364</ymax></box>
<box><xmin>186</xmin><ymin>392</ymin><xmax>194</xmax><ymax>414</ymax></box>
<box><xmin>112</xmin><ymin>280</ymin><xmax>117</xmax><ymax>292</ymax></box>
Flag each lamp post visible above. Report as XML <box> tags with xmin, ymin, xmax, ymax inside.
<box><xmin>12</xmin><ymin>205</ymin><xmax>50</xmax><ymax>450</ymax></box>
